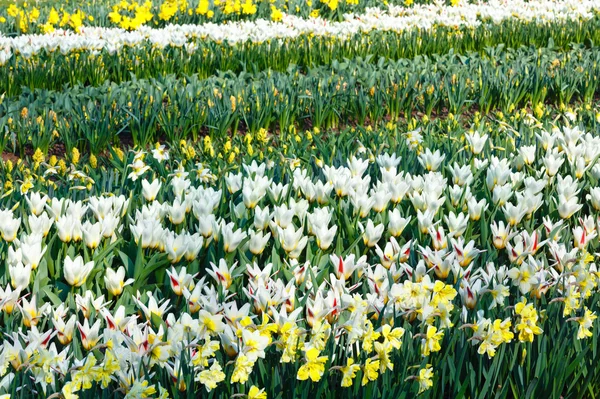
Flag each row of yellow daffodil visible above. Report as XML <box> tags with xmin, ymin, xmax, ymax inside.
<box><xmin>0</xmin><ymin>0</ymin><xmax>437</xmax><ymax>34</ymax></box>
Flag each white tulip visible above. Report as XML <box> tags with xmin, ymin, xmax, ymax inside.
<box><xmin>64</xmin><ymin>255</ymin><xmax>94</xmax><ymax>287</ymax></box>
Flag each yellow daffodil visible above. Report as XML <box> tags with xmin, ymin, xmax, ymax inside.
<box><xmin>297</xmin><ymin>348</ymin><xmax>328</xmax><ymax>382</ymax></box>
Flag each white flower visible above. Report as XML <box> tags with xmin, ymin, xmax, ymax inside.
<box><xmin>222</xmin><ymin>222</ymin><xmax>247</xmax><ymax>253</ymax></box>
<box><xmin>77</xmin><ymin>318</ymin><xmax>102</xmax><ymax>350</ymax></box>
<box><xmin>466</xmin><ymin>131</ymin><xmax>488</xmax><ymax>154</ymax></box>
<box><xmin>81</xmin><ymin>221</ymin><xmax>103</xmax><ymax>249</ymax></box>
<box><xmin>360</xmin><ymin>219</ymin><xmax>384</xmax><ymax>247</ymax></box>
<box><xmin>151</xmin><ymin>145</ymin><xmax>169</xmax><ymax>162</ymax></box>
<box><xmin>314</xmin><ymin>224</ymin><xmax>337</xmax><ymax>251</ymax></box>
<box><xmin>142</xmin><ymin>178</ymin><xmax>162</xmax><ymax>201</ymax></box>
<box><xmin>388</xmin><ymin>208</ymin><xmax>410</xmax><ymax>237</ymax></box>
<box><xmin>248</xmin><ymin>229</ymin><xmax>271</xmax><ymax>255</ymax></box>
<box><xmin>25</xmin><ymin>192</ymin><xmax>48</xmax><ymax>216</ymax></box>
<box><xmin>507</xmin><ymin>258</ymin><xmax>539</xmax><ymax>294</ymax></box>
<box><xmin>104</xmin><ymin>266</ymin><xmax>134</xmax><ymax>296</ymax></box>
<box><xmin>127</xmin><ymin>159</ymin><xmax>150</xmax><ymax>181</ymax></box>
<box><xmin>0</xmin><ymin>210</ymin><xmax>20</xmax><ymax>242</ymax></box>
<box><xmin>64</xmin><ymin>255</ymin><xmax>94</xmax><ymax>287</ymax></box>
<box><xmin>9</xmin><ymin>262</ymin><xmax>32</xmax><ymax>289</ymax></box>
<box><xmin>278</xmin><ymin>224</ymin><xmax>308</xmax><ymax>258</ymax></box>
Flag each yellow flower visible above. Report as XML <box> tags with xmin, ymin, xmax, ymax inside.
<box><xmin>196</xmin><ymin>0</ymin><xmax>210</xmax><ymax>14</ymax></box>
<box><xmin>563</xmin><ymin>286</ymin><xmax>581</xmax><ymax>317</ymax></box>
<box><xmin>48</xmin><ymin>8</ymin><xmax>60</xmax><ymax>25</ymax></box>
<box><xmin>248</xmin><ymin>385</ymin><xmax>267</xmax><ymax>399</ymax></box>
<box><xmin>7</xmin><ymin>5</ymin><xmax>18</xmax><ymax>17</ymax></box>
<box><xmin>71</xmin><ymin>147</ymin><xmax>80</xmax><ymax>165</ymax></box>
<box><xmin>374</xmin><ymin>342</ymin><xmax>394</xmax><ymax>373</ymax></box>
<box><xmin>431</xmin><ymin>280</ymin><xmax>457</xmax><ymax>306</ymax></box>
<box><xmin>417</xmin><ymin>367</ymin><xmax>434</xmax><ymax>393</ymax></box>
<box><xmin>576</xmin><ymin>307</ymin><xmax>597</xmax><ymax>340</ymax></box>
<box><xmin>192</xmin><ymin>340</ymin><xmax>220</xmax><ymax>368</ymax></box>
<box><xmin>361</xmin><ymin>358</ymin><xmax>379</xmax><ymax>386</ymax></box>
<box><xmin>281</xmin><ymin>329</ymin><xmax>300</xmax><ymax>363</ymax></box>
<box><xmin>421</xmin><ymin>326</ymin><xmax>443</xmax><ymax>356</ymax></box>
<box><xmin>40</xmin><ymin>23</ymin><xmax>55</xmax><ymax>33</ymax></box>
<box><xmin>223</xmin><ymin>139</ymin><xmax>232</xmax><ymax>153</ymax></box>
<box><xmin>159</xmin><ymin>0</ymin><xmax>179</xmax><ymax>20</ymax></box>
<box><xmin>361</xmin><ymin>320</ymin><xmax>381</xmax><ymax>353</ymax></box>
<box><xmin>340</xmin><ymin>357</ymin><xmax>360</xmax><ymax>387</ymax></box>
<box><xmin>256</xmin><ymin>128</ymin><xmax>269</xmax><ymax>144</ymax></box>
<box><xmin>59</xmin><ymin>12</ymin><xmax>70</xmax><ymax>27</ymax></box>
<box><xmin>32</xmin><ymin>148</ymin><xmax>44</xmax><ymax>164</ymax></box>
<box><xmin>514</xmin><ymin>299</ymin><xmax>543</xmax><ymax>343</ymax></box>
<box><xmin>185</xmin><ymin>145</ymin><xmax>196</xmax><ymax>160</ymax></box>
<box><xmin>72</xmin><ymin>355</ymin><xmax>98</xmax><ymax>389</ymax></box>
<box><xmin>270</xmin><ymin>6</ymin><xmax>282</xmax><ymax>21</ymax></box>
<box><xmin>62</xmin><ymin>382</ymin><xmax>79</xmax><ymax>399</ymax></box>
<box><xmin>58</xmin><ymin>159</ymin><xmax>67</xmax><ymax>174</ymax></box>
<box><xmin>203</xmin><ymin>136</ymin><xmax>215</xmax><ymax>157</ymax></box>
<box><xmin>241</xmin><ymin>0</ymin><xmax>257</xmax><ymax>15</ymax></box>
<box><xmin>125</xmin><ymin>380</ymin><xmax>157</xmax><ymax>398</ymax></box>
<box><xmin>109</xmin><ymin>8</ymin><xmax>122</xmax><ymax>24</ymax></box>
<box><xmin>491</xmin><ymin>318</ymin><xmax>514</xmax><ymax>344</ymax></box>
<box><xmin>297</xmin><ymin>348</ymin><xmax>328</xmax><ymax>382</ymax></box>
<box><xmin>30</xmin><ymin>8</ymin><xmax>41</xmax><ymax>23</ymax></box>
<box><xmin>231</xmin><ymin>354</ymin><xmax>254</xmax><ymax>384</ymax></box>
<box><xmin>20</xmin><ymin>177</ymin><xmax>34</xmax><ymax>195</ymax></box>
<box><xmin>113</xmin><ymin>147</ymin><xmax>125</xmax><ymax>161</ymax></box>
<box><xmin>68</xmin><ymin>10</ymin><xmax>85</xmax><ymax>32</ymax></box>
<box><xmin>196</xmin><ymin>362</ymin><xmax>226</xmax><ymax>392</ymax></box>
<box><xmin>381</xmin><ymin>325</ymin><xmax>405</xmax><ymax>350</ymax></box>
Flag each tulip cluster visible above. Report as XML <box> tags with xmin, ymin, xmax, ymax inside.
<box><xmin>0</xmin><ymin>117</ymin><xmax>598</xmax><ymax>397</ymax></box>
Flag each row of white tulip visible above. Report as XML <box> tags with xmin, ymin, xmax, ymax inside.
<box><xmin>1</xmin><ymin>126</ymin><xmax>599</xmax><ymax>299</ymax></box>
